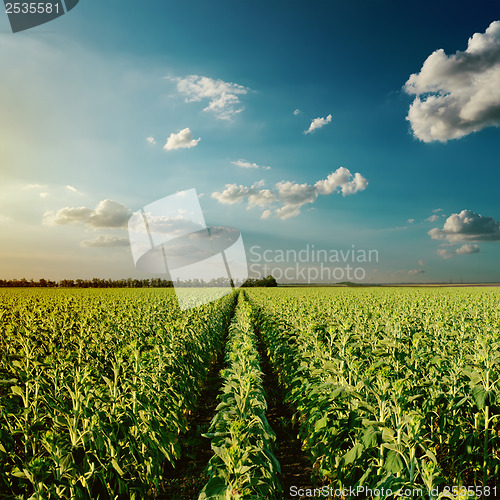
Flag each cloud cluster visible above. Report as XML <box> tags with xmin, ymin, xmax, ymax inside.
<box><xmin>170</xmin><ymin>75</ymin><xmax>249</xmax><ymax>120</ymax></box>
<box><xmin>305</xmin><ymin>114</ymin><xmax>332</xmax><ymax>134</ymax></box>
<box><xmin>46</xmin><ymin>199</ymin><xmax>131</xmax><ymax>228</ymax></box>
<box><xmin>164</xmin><ymin>128</ymin><xmax>200</xmax><ymax>151</ymax></box>
<box><xmin>405</xmin><ymin>21</ymin><xmax>500</xmax><ymax>142</ymax></box>
<box><xmin>211</xmin><ymin>167</ymin><xmax>368</xmax><ymax>219</ymax></box>
<box><xmin>429</xmin><ymin>209</ymin><xmax>500</xmax><ymax>242</ymax></box>
<box><xmin>231</xmin><ymin>159</ymin><xmax>271</xmax><ymax>170</ymax></box>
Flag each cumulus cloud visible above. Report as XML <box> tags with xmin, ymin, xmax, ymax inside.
<box><xmin>456</xmin><ymin>243</ymin><xmax>480</xmax><ymax>254</ymax></box>
<box><xmin>408</xmin><ymin>269</ymin><xmax>425</xmax><ymax>275</ymax></box>
<box><xmin>315</xmin><ymin>168</ymin><xmax>368</xmax><ymax>195</ymax></box>
<box><xmin>438</xmin><ymin>243</ymin><xmax>480</xmax><ymax>259</ymax></box>
<box><xmin>169</xmin><ymin>75</ymin><xmax>249</xmax><ymax>120</ymax></box>
<box><xmin>164</xmin><ymin>128</ymin><xmax>200</xmax><ymax>151</ymax></box>
<box><xmin>305</xmin><ymin>114</ymin><xmax>332</xmax><ymax>134</ymax></box>
<box><xmin>211</xmin><ymin>167</ymin><xmax>367</xmax><ymax>219</ymax></box>
<box><xmin>429</xmin><ymin>209</ymin><xmax>500</xmax><ymax>242</ymax></box>
<box><xmin>408</xmin><ymin>218</ymin><xmax>415</xmax><ymax>224</ymax></box>
<box><xmin>231</xmin><ymin>159</ymin><xmax>271</xmax><ymax>170</ymax></box>
<box><xmin>425</xmin><ymin>214</ymin><xmax>440</xmax><ymax>222</ymax></box>
<box><xmin>45</xmin><ymin>199</ymin><xmax>131</xmax><ymax>228</ymax></box>
<box><xmin>293</xmin><ymin>109</ymin><xmax>301</xmax><ymax>115</ymax></box>
<box><xmin>211</xmin><ymin>184</ymin><xmax>256</xmax><ymax>205</ymax></box>
<box><xmin>80</xmin><ymin>234</ymin><xmax>129</xmax><ymax>248</ymax></box>
<box><xmin>146</xmin><ymin>137</ymin><xmax>156</xmax><ymax>145</ymax></box>
<box><xmin>405</xmin><ymin>21</ymin><xmax>500</xmax><ymax>142</ymax></box>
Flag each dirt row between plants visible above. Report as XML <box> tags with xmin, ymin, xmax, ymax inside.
<box><xmin>161</xmin><ymin>293</ymin><xmax>315</xmax><ymax>499</ymax></box>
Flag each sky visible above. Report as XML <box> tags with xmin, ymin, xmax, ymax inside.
<box><xmin>1</xmin><ymin>0</ymin><xmax>500</xmax><ymax>283</ymax></box>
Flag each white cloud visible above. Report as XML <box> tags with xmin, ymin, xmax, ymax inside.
<box><xmin>232</xmin><ymin>160</ymin><xmax>259</xmax><ymax>168</ymax></box>
<box><xmin>80</xmin><ymin>234</ymin><xmax>129</xmax><ymax>248</ymax></box>
<box><xmin>231</xmin><ymin>159</ymin><xmax>271</xmax><ymax>170</ymax></box>
<box><xmin>437</xmin><ymin>249</ymin><xmax>453</xmax><ymax>259</ymax></box>
<box><xmin>418</xmin><ymin>259</ymin><xmax>425</xmax><ymax>266</ymax></box>
<box><xmin>433</xmin><ymin>208</ymin><xmax>443</xmax><ymax>213</ymax></box>
<box><xmin>164</xmin><ymin>128</ymin><xmax>200</xmax><ymax>151</ymax></box>
<box><xmin>425</xmin><ymin>214</ymin><xmax>439</xmax><ymax>222</ymax></box>
<box><xmin>405</xmin><ymin>21</ymin><xmax>500</xmax><ymax>142</ymax></box>
<box><xmin>40</xmin><ymin>192</ymin><xmax>49</xmax><ymax>198</ymax></box>
<box><xmin>408</xmin><ymin>218</ymin><xmax>415</xmax><ymax>224</ymax></box>
<box><xmin>46</xmin><ymin>199</ymin><xmax>131</xmax><ymax>228</ymax></box>
<box><xmin>438</xmin><ymin>243</ymin><xmax>480</xmax><ymax>259</ymax></box>
<box><xmin>293</xmin><ymin>109</ymin><xmax>301</xmax><ymax>116</ymax></box>
<box><xmin>170</xmin><ymin>75</ymin><xmax>249</xmax><ymax>120</ymax></box>
<box><xmin>456</xmin><ymin>243</ymin><xmax>480</xmax><ymax>255</ymax></box>
<box><xmin>66</xmin><ymin>185</ymin><xmax>79</xmax><ymax>193</ymax></box>
<box><xmin>211</xmin><ymin>166</ymin><xmax>367</xmax><ymax>219</ymax></box>
<box><xmin>24</xmin><ymin>184</ymin><xmax>47</xmax><ymax>190</ymax></box>
<box><xmin>429</xmin><ymin>209</ymin><xmax>500</xmax><ymax>242</ymax></box>
<box><xmin>408</xmin><ymin>269</ymin><xmax>425</xmax><ymax>275</ymax></box>
<box><xmin>248</xmin><ymin>189</ymin><xmax>276</xmax><ymax>208</ymax></box>
<box><xmin>314</xmin><ymin>168</ymin><xmax>368</xmax><ymax>196</ymax></box>
<box><xmin>305</xmin><ymin>114</ymin><xmax>332</xmax><ymax>134</ymax></box>
<box><xmin>146</xmin><ymin>136</ymin><xmax>156</xmax><ymax>145</ymax></box>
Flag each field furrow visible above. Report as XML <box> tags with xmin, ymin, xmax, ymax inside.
<box><xmin>199</xmin><ymin>293</ymin><xmax>281</xmax><ymax>499</ymax></box>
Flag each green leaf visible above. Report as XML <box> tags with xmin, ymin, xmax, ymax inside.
<box><xmin>383</xmin><ymin>449</ymin><xmax>404</xmax><ymax>474</ymax></box>
<box><xmin>343</xmin><ymin>443</ymin><xmax>363</xmax><ymax>465</ymax></box>
<box><xmin>10</xmin><ymin>386</ymin><xmax>23</xmax><ymax>397</ymax></box>
<box><xmin>472</xmin><ymin>386</ymin><xmax>495</xmax><ymax>410</ymax></box>
<box><xmin>314</xmin><ymin>415</ymin><xmax>328</xmax><ymax>432</ymax></box>
<box><xmin>361</xmin><ymin>425</ymin><xmax>381</xmax><ymax>448</ymax></box>
<box><xmin>111</xmin><ymin>458</ymin><xmax>124</xmax><ymax>476</ymax></box>
<box><xmin>199</xmin><ymin>476</ymin><xmax>228</xmax><ymax>499</ymax></box>
<box><xmin>11</xmin><ymin>469</ymin><xmax>27</xmax><ymax>478</ymax></box>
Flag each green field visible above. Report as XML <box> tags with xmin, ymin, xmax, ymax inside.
<box><xmin>1</xmin><ymin>288</ymin><xmax>499</xmax><ymax>499</ymax></box>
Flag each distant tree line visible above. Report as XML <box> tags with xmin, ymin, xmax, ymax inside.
<box><xmin>0</xmin><ymin>276</ymin><xmax>278</xmax><ymax>288</ymax></box>
<box><xmin>242</xmin><ymin>275</ymin><xmax>278</xmax><ymax>287</ymax></box>
<box><xmin>0</xmin><ymin>278</ymin><xmax>173</xmax><ymax>288</ymax></box>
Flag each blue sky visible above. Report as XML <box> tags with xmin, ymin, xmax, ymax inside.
<box><xmin>1</xmin><ymin>0</ymin><xmax>500</xmax><ymax>283</ymax></box>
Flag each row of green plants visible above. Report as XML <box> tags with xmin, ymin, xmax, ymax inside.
<box><xmin>248</xmin><ymin>287</ymin><xmax>500</xmax><ymax>499</ymax></box>
<box><xmin>199</xmin><ymin>293</ymin><xmax>281</xmax><ymax>499</ymax></box>
<box><xmin>0</xmin><ymin>288</ymin><xmax>236</xmax><ymax>499</ymax></box>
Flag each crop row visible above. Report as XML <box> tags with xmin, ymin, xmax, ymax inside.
<box><xmin>0</xmin><ymin>289</ymin><xmax>237</xmax><ymax>499</ymax></box>
<box><xmin>199</xmin><ymin>293</ymin><xmax>281</xmax><ymax>499</ymax></box>
<box><xmin>248</xmin><ymin>287</ymin><xmax>500</xmax><ymax>498</ymax></box>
